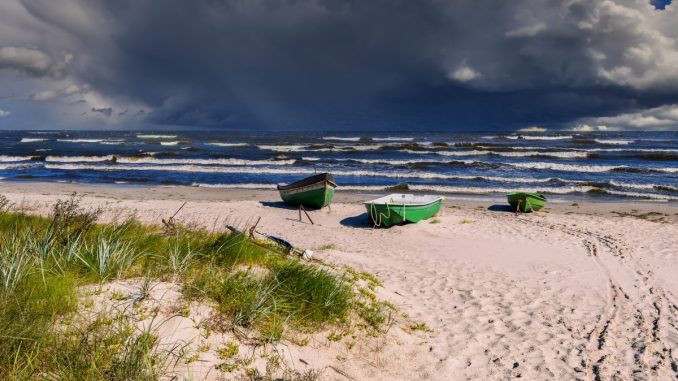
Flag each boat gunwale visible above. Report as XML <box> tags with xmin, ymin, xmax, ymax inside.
<box><xmin>276</xmin><ymin>173</ymin><xmax>337</xmax><ymax>191</ymax></box>
<box><xmin>278</xmin><ymin>180</ymin><xmax>334</xmax><ymax>195</ymax></box>
<box><xmin>506</xmin><ymin>192</ymin><xmax>547</xmax><ymax>201</ymax></box>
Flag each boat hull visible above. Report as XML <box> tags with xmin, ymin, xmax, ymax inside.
<box><xmin>277</xmin><ymin>173</ymin><xmax>336</xmax><ymax>209</ymax></box>
<box><xmin>506</xmin><ymin>192</ymin><xmax>546</xmax><ymax>212</ymax></box>
<box><xmin>279</xmin><ymin>182</ymin><xmax>335</xmax><ymax>209</ymax></box>
<box><xmin>365</xmin><ymin>199</ymin><xmax>442</xmax><ymax>227</ymax></box>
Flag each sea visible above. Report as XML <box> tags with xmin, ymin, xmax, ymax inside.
<box><xmin>1</xmin><ymin>130</ymin><xmax>677</xmax><ymax>202</ymax></box>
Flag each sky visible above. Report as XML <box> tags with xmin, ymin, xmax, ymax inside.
<box><xmin>0</xmin><ymin>0</ymin><xmax>677</xmax><ymax>132</ymax></box>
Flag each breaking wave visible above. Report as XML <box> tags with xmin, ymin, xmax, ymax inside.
<box><xmin>57</xmin><ymin>139</ymin><xmax>104</xmax><ymax>143</ymax></box>
<box><xmin>205</xmin><ymin>142</ymin><xmax>249</xmax><ymax>147</ymax></box>
<box><xmin>508</xmin><ymin>161</ymin><xmax>678</xmax><ymax>174</ymax></box>
<box><xmin>136</xmin><ymin>134</ymin><xmax>178</xmax><ymax>139</ymax></box>
<box><xmin>505</xmin><ymin>135</ymin><xmax>573</xmax><ymax>140</ymax></box>
<box><xmin>322</xmin><ymin>136</ymin><xmax>361</xmax><ymax>141</ymax></box>
<box><xmin>44</xmin><ymin>156</ymin><xmax>295</xmax><ymax>166</ymax></box>
<box><xmin>20</xmin><ymin>138</ymin><xmax>47</xmax><ymax>143</ymax></box>
<box><xmin>593</xmin><ymin>139</ymin><xmax>634</xmax><ymax>145</ymax></box>
<box><xmin>0</xmin><ymin>155</ymin><xmax>32</xmax><ymax>162</ymax></box>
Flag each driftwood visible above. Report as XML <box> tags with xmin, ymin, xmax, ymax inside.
<box><xmin>226</xmin><ymin>218</ymin><xmax>308</xmax><ymax>258</ymax></box>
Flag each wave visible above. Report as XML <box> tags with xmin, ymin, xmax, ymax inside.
<box><xmin>372</xmin><ymin>137</ymin><xmax>415</xmax><ymax>142</ymax></box>
<box><xmin>508</xmin><ymin>161</ymin><xmax>678</xmax><ymax>174</ymax></box>
<box><xmin>205</xmin><ymin>142</ymin><xmax>249</xmax><ymax>147</ymax></box>
<box><xmin>403</xmin><ymin>149</ymin><xmax>435</xmax><ymax>155</ymax></box>
<box><xmin>257</xmin><ymin>144</ymin><xmax>308</xmax><ymax>152</ymax></box>
<box><xmin>42</xmin><ymin>162</ymin><xmax>593</xmax><ymax>184</ymax></box>
<box><xmin>136</xmin><ymin>134</ymin><xmax>178</xmax><ymax>139</ymax></box>
<box><xmin>435</xmin><ymin>150</ymin><xmax>589</xmax><ymax>158</ymax></box>
<box><xmin>100</xmin><ymin>140</ymin><xmax>125</xmax><ymax>145</ymax></box>
<box><xmin>0</xmin><ymin>156</ymin><xmax>33</xmax><ymax>162</ymax></box>
<box><xmin>593</xmin><ymin>139</ymin><xmax>634</xmax><ymax>145</ymax></box>
<box><xmin>45</xmin><ymin>155</ymin><xmax>116</xmax><ymax>163</ymax></box>
<box><xmin>258</xmin><ymin>143</ymin><xmax>391</xmax><ymax>152</ymax></box>
<box><xmin>505</xmin><ymin>135</ymin><xmax>573</xmax><ymax>140</ymax></box>
<box><xmin>20</xmin><ymin>138</ymin><xmax>48</xmax><ymax>143</ymax></box>
<box><xmin>436</xmin><ymin>150</ymin><xmax>488</xmax><ymax>157</ymax></box>
<box><xmin>189</xmin><ymin>182</ymin><xmax>598</xmax><ymax>195</ymax></box>
<box><xmin>160</xmin><ymin>141</ymin><xmax>181</xmax><ymax>146</ymax></box>
<box><xmin>0</xmin><ymin>163</ymin><xmax>40</xmax><ymax>170</ymax></box>
<box><xmin>57</xmin><ymin>139</ymin><xmax>104</xmax><ymax>143</ymax></box>
<box><xmin>609</xmin><ymin>181</ymin><xmax>678</xmax><ymax>192</ymax></box>
<box><xmin>322</xmin><ymin>136</ymin><xmax>361</xmax><ymax>142</ymax></box>
<box><xmin>44</xmin><ymin>156</ymin><xmax>295</xmax><ymax>166</ymax></box>
<box><xmin>602</xmin><ymin>189</ymin><xmax>678</xmax><ymax>201</ymax></box>
<box><xmin>192</xmin><ymin>183</ymin><xmax>277</xmax><ymax>189</ymax></box>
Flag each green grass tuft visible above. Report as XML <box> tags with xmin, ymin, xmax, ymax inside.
<box><xmin>0</xmin><ymin>193</ymin><xmax>393</xmax><ymax>377</ymax></box>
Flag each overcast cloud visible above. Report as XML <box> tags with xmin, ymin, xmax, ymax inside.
<box><xmin>0</xmin><ymin>0</ymin><xmax>677</xmax><ymax>130</ymax></box>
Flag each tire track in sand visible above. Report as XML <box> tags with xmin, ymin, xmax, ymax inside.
<box><xmin>514</xmin><ymin>217</ymin><xmax>678</xmax><ymax>380</ymax></box>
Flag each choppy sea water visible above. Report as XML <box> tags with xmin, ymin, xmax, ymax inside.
<box><xmin>1</xmin><ymin>130</ymin><xmax>677</xmax><ymax>202</ymax></box>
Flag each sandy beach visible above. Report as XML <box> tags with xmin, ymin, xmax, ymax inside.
<box><xmin>1</xmin><ymin>182</ymin><xmax>677</xmax><ymax>380</ymax></box>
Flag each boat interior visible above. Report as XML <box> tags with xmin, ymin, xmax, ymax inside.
<box><xmin>364</xmin><ymin>193</ymin><xmax>442</xmax><ymax>206</ymax></box>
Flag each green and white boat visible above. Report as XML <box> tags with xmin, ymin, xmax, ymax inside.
<box><xmin>506</xmin><ymin>192</ymin><xmax>546</xmax><ymax>213</ymax></box>
<box><xmin>364</xmin><ymin>194</ymin><xmax>443</xmax><ymax>227</ymax></box>
<box><xmin>277</xmin><ymin>173</ymin><xmax>336</xmax><ymax>209</ymax></box>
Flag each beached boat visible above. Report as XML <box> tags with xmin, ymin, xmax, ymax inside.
<box><xmin>506</xmin><ymin>192</ymin><xmax>546</xmax><ymax>212</ymax></box>
<box><xmin>364</xmin><ymin>194</ymin><xmax>443</xmax><ymax>227</ymax></box>
<box><xmin>277</xmin><ymin>173</ymin><xmax>336</xmax><ymax>209</ymax></box>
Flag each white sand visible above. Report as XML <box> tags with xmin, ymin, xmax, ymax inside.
<box><xmin>2</xmin><ymin>183</ymin><xmax>677</xmax><ymax>380</ymax></box>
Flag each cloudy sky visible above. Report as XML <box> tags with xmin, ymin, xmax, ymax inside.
<box><xmin>0</xmin><ymin>0</ymin><xmax>677</xmax><ymax>131</ymax></box>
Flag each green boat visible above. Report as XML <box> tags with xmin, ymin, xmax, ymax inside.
<box><xmin>364</xmin><ymin>194</ymin><xmax>443</xmax><ymax>227</ymax></box>
<box><xmin>277</xmin><ymin>173</ymin><xmax>336</xmax><ymax>209</ymax></box>
<box><xmin>506</xmin><ymin>192</ymin><xmax>547</xmax><ymax>213</ymax></box>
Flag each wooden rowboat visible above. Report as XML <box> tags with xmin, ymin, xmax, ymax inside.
<box><xmin>364</xmin><ymin>193</ymin><xmax>443</xmax><ymax>227</ymax></box>
<box><xmin>506</xmin><ymin>192</ymin><xmax>546</xmax><ymax>213</ymax></box>
<box><xmin>277</xmin><ymin>173</ymin><xmax>336</xmax><ymax>209</ymax></box>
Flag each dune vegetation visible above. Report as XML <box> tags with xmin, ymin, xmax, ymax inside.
<box><xmin>0</xmin><ymin>194</ymin><xmax>392</xmax><ymax>380</ymax></box>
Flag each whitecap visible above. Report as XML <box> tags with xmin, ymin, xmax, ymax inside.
<box><xmin>45</xmin><ymin>156</ymin><xmax>295</xmax><ymax>166</ymax></box>
<box><xmin>20</xmin><ymin>138</ymin><xmax>47</xmax><ymax>143</ymax></box>
<box><xmin>372</xmin><ymin>137</ymin><xmax>415</xmax><ymax>142</ymax></box>
<box><xmin>137</xmin><ymin>134</ymin><xmax>178</xmax><ymax>139</ymax></box>
<box><xmin>322</xmin><ymin>136</ymin><xmax>361</xmax><ymax>141</ymax></box>
<box><xmin>257</xmin><ymin>145</ymin><xmax>308</xmax><ymax>152</ymax></box>
<box><xmin>57</xmin><ymin>139</ymin><xmax>104</xmax><ymax>143</ymax></box>
<box><xmin>46</xmin><ymin>155</ymin><xmax>115</xmax><ymax>162</ymax></box>
<box><xmin>0</xmin><ymin>155</ymin><xmax>33</xmax><ymax>162</ymax></box>
<box><xmin>593</xmin><ymin>139</ymin><xmax>634</xmax><ymax>145</ymax></box>
<box><xmin>100</xmin><ymin>140</ymin><xmax>125</xmax><ymax>145</ymax></box>
<box><xmin>205</xmin><ymin>142</ymin><xmax>249</xmax><ymax>147</ymax></box>
<box><xmin>505</xmin><ymin>135</ymin><xmax>573</xmax><ymax>140</ymax></box>
<box><xmin>603</xmin><ymin>190</ymin><xmax>677</xmax><ymax>201</ymax></box>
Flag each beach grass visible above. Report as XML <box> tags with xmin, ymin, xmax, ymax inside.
<box><xmin>0</xmin><ymin>194</ymin><xmax>390</xmax><ymax>378</ymax></box>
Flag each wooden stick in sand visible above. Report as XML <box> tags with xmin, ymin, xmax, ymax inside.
<box><xmin>298</xmin><ymin>204</ymin><xmax>314</xmax><ymax>225</ymax></box>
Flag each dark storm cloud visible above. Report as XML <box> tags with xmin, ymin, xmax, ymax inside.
<box><xmin>3</xmin><ymin>0</ymin><xmax>678</xmax><ymax>130</ymax></box>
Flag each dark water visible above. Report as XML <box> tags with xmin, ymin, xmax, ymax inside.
<box><xmin>1</xmin><ymin>130</ymin><xmax>677</xmax><ymax>201</ymax></box>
